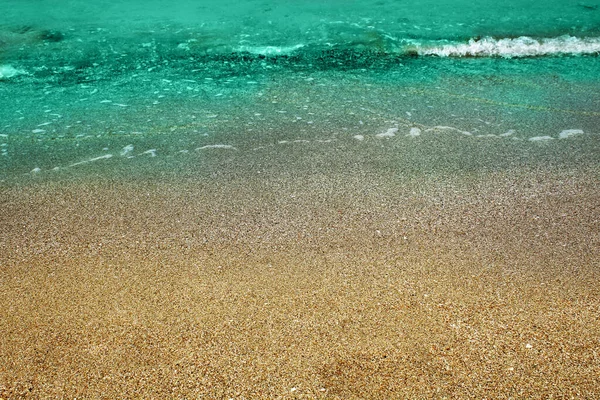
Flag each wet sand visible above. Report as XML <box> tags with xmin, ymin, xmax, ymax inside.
<box><xmin>1</xmin><ymin>136</ymin><xmax>599</xmax><ymax>398</ymax></box>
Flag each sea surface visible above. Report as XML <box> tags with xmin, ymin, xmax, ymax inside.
<box><xmin>1</xmin><ymin>0</ymin><xmax>599</xmax><ymax>181</ymax></box>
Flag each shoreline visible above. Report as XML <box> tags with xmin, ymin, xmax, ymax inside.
<box><xmin>2</xmin><ymin>2</ymin><xmax>600</xmax><ymax>397</ymax></box>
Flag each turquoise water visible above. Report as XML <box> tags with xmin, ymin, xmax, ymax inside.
<box><xmin>1</xmin><ymin>0</ymin><xmax>599</xmax><ymax>181</ymax></box>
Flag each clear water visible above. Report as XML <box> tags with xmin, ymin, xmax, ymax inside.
<box><xmin>1</xmin><ymin>0</ymin><xmax>599</xmax><ymax>181</ymax></box>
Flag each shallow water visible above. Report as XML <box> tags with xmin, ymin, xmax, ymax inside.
<box><xmin>1</xmin><ymin>0</ymin><xmax>599</xmax><ymax>180</ymax></box>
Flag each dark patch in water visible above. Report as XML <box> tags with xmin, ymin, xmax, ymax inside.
<box><xmin>40</xmin><ymin>30</ymin><xmax>64</xmax><ymax>43</ymax></box>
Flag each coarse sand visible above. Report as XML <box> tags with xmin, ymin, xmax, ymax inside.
<box><xmin>1</xmin><ymin>152</ymin><xmax>599</xmax><ymax>398</ymax></box>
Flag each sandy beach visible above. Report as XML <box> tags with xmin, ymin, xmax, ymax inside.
<box><xmin>1</xmin><ymin>134</ymin><xmax>599</xmax><ymax>398</ymax></box>
<box><xmin>2</xmin><ymin>0</ymin><xmax>600</xmax><ymax>396</ymax></box>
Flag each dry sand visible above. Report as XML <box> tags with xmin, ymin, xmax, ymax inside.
<box><xmin>1</xmin><ymin>139</ymin><xmax>599</xmax><ymax>398</ymax></box>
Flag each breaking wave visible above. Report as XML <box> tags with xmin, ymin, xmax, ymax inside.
<box><xmin>415</xmin><ymin>35</ymin><xmax>600</xmax><ymax>58</ymax></box>
<box><xmin>231</xmin><ymin>35</ymin><xmax>600</xmax><ymax>59</ymax></box>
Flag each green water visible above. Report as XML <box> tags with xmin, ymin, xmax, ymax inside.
<box><xmin>1</xmin><ymin>0</ymin><xmax>599</xmax><ymax>182</ymax></box>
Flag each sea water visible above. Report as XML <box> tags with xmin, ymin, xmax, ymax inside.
<box><xmin>1</xmin><ymin>0</ymin><xmax>599</xmax><ymax>181</ymax></box>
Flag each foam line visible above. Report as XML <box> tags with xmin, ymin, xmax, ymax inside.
<box><xmin>416</xmin><ymin>35</ymin><xmax>600</xmax><ymax>58</ymax></box>
<box><xmin>69</xmin><ymin>154</ymin><xmax>113</xmax><ymax>167</ymax></box>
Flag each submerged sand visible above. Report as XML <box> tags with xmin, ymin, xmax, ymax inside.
<box><xmin>1</xmin><ymin>135</ymin><xmax>599</xmax><ymax>398</ymax></box>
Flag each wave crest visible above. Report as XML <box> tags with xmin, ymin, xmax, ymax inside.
<box><xmin>416</xmin><ymin>35</ymin><xmax>600</xmax><ymax>58</ymax></box>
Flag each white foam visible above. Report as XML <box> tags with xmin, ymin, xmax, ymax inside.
<box><xmin>427</xmin><ymin>126</ymin><xmax>472</xmax><ymax>135</ymax></box>
<box><xmin>417</xmin><ymin>35</ymin><xmax>600</xmax><ymax>58</ymax></box>
<box><xmin>429</xmin><ymin>126</ymin><xmax>455</xmax><ymax>131</ymax></box>
<box><xmin>69</xmin><ymin>154</ymin><xmax>113</xmax><ymax>167</ymax></box>
<box><xmin>376</xmin><ymin>127</ymin><xmax>398</xmax><ymax>138</ymax></box>
<box><xmin>529</xmin><ymin>136</ymin><xmax>554</xmax><ymax>142</ymax></box>
<box><xmin>31</xmin><ymin>129</ymin><xmax>46</xmax><ymax>134</ymax></box>
<box><xmin>0</xmin><ymin>65</ymin><xmax>26</xmax><ymax>80</ymax></box>
<box><xmin>500</xmin><ymin>129</ymin><xmax>516</xmax><ymax>137</ymax></box>
<box><xmin>31</xmin><ymin>167</ymin><xmax>41</xmax><ymax>173</ymax></box>
<box><xmin>120</xmin><ymin>144</ymin><xmax>134</xmax><ymax>156</ymax></box>
<box><xmin>237</xmin><ymin>44</ymin><xmax>304</xmax><ymax>56</ymax></box>
<box><xmin>408</xmin><ymin>127</ymin><xmax>421</xmax><ymax>137</ymax></box>
<box><xmin>196</xmin><ymin>144</ymin><xmax>236</xmax><ymax>150</ymax></box>
<box><xmin>142</xmin><ymin>149</ymin><xmax>157</xmax><ymax>157</ymax></box>
<box><xmin>559</xmin><ymin>129</ymin><xmax>584</xmax><ymax>139</ymax></box>
<box><xmin>353</xmin><ymin>135</ymin><xmax>365</xmax><ymax>141</ymax></box>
